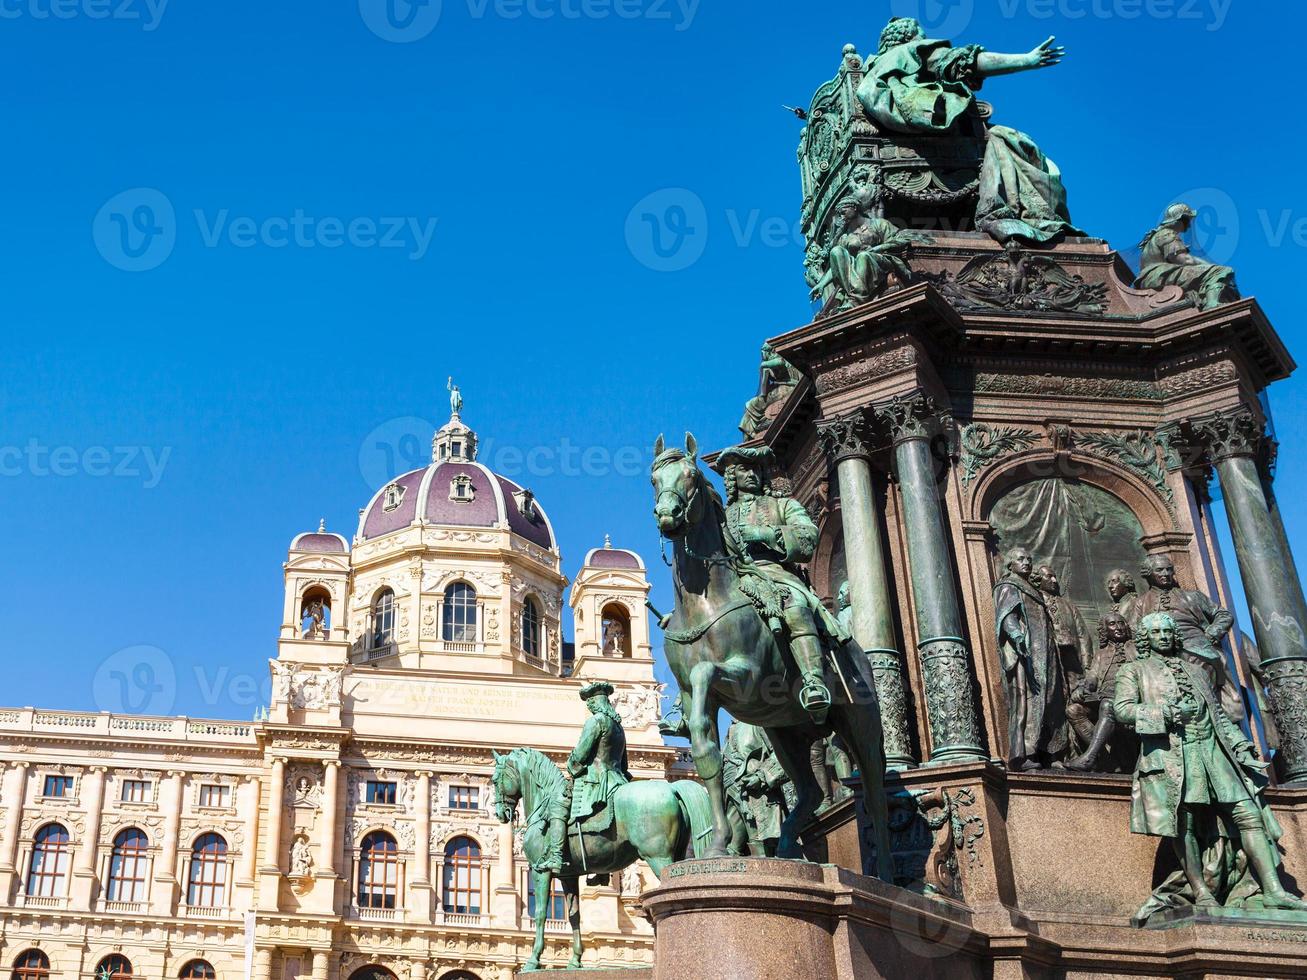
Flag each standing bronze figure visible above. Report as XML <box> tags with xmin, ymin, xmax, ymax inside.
<box><xmin>1115</xmin><ymin>613</ymin><xmax>1304</xmax><ymax>923</ymax></box>
<box><xmin>1067</xmin><ymin>611</ymin><xmax>1134</xmax><ymax>772</ymax></box>
<box><xmin>994</xmin><ymin>547</ymin><xmax>1067</xmax><ymax>770</ymax></box>
<box><xmin>1033</xmin><ymin>563</ymin><xmax>1095</xmax><ymax>752</ymax></box>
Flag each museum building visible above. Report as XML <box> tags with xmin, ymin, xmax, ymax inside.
<box><xmin>0</xmin><ymin>408</ymin><xmax>676</xmax><ymax>980</ymax></box>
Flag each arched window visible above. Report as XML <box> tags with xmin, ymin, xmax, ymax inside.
<box><xmin>521</xmin><ymin>598</ymin><xmax>541</xmax><ymax>660</ymax></box>
<box><xmin>527</xmin><ymin>874</ymin><xmax>566</xmax><ymax>920</ymax></box>
<box><xmin>186</xmin><ymin>833</ymin><xmax>228</xmax><ymax>909</ymax></box>
<box><xmin>372</xmin><ymin>589</ymin><xmax>395</xmax><ymax>647</ymax></box>
<box><xmin>107</xmin><ymin>828</ymin><xmax>150</xmax><ymax>902</ymax></box>
<box><xmin>300</xmin><ymin>588</ymin><xmax>331</xmax><ymax>639</ymax></box>
<box><xmin>96</xmin><ymin>956</ymin><xmax>134</xmax><ymax>980</ymax></box>
<box><xmin>442</xmin><ymin>836</ymin><xmax>482</xmax><ymax>914</ymax></box>
<box><xmin>442</xmin><ymin>582</ymin><xmax>478</xmax><ymax>643</ymax></box>
<box><xmin>11</xmin><ymin>950</ymin><xmax>49</xmax><ymax>980</ymax></box>
<box><xmin>358</xmin><ymin>831</ymin><xmax>400</xmax><ymax>910</ymax></box>
<box><xmin>179</xmin><ymin>960</ymin><xmax>215</xmax><ymax>980</ymax></box>
<box><xmin>26</xmin><ymin>824</ymin><xmax>70</xmax><ymax>898</ymax></box>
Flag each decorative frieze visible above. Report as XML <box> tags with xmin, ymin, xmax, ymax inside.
<box><xmin>958</xmin><ymin>423</ymin><xmax>1036</xmax><ymax>487</ymax></box>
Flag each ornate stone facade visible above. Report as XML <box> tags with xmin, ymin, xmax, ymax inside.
<box><xmin>0</xmin><ymin>409</ymin><xmax>676</xmax><ymax>980</ymax></box>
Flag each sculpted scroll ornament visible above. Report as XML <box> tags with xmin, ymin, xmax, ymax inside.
<box><xmin>1190</xmin><ymin>408</ymin><xmax>1265</xmax><ymax>462</ymax></box>
<box><xmin>874</xmin><ymin>391</ymin><xmax>948</xmax><ymax>445</ymax></box>
<box><xmin>817</xmin><ymin>412</ymin><xmax>875</xmax><ymax>464</ymax></box>
<box><xmin>959</xmin><ymin>423</ymin><xmax>1036</xmax><ymax>487</ymax></box>
<box><xmin>1072</xmin><ymin>429</ymin><xmax>1174</xmax><ymax>506</ymax></box>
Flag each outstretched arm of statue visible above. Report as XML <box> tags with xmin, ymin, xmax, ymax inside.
<box><xmin>975</xmin><ymin>37</ymin><xmax>1065</xmax><ymax>78</ymax></box>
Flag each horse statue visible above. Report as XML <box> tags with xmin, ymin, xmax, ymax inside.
<box><xmin>650</xmin><ymin>433</ymin><xmax>894</xmax><ymax>878</ymax></box>
<box><xmin>492</xmin><ymin>747</ymin><xmax>713</xmax><ymax>972</ymax></box>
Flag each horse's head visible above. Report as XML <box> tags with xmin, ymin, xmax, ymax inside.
<box><xmin>491</xmin><ymin>750</ymin><xmax>521</xmax><ymax>825</ymax></box>
<box><xmin>651</xmin><ymin>432</ymin><xmax>706</xmax><ymax>539</ymax></box>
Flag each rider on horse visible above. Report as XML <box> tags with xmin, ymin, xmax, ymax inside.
<box><xmin>540</xmin><ymin>681</ymin><xmax>632</xmax><ymax>872</ymax></box>
<box><xmin>712</xmin><ymin>445</ymin><xmax>847</xmax><ymax>718</ymax></box>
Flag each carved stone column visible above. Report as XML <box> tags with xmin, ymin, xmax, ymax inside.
<box><xmin>253</xmin><ymin>948</ymin><xmax>273</xmax><ymax>980</ymax></box>
<box><xmin>152</xmin><ymin>770</ymin><xmax>183</xmax><ymax>914</ymax></box>
<box><xmin>0</xmin><ymin>762</ymin><xmax>30</xmax><ymax>902</ymax></box>
<box><xmin>874</xmin><ymin>393</ymin><xmax>985</xmax><ymax>763</ymax></box>
<box><xmin>263</xmin><ymin>757</ymin><xmax>287</xmax><ymax>871</ymax></box>
<box><xmin>72</xmin><ymin>766</ymin><xmax>107</xmax><ymax>908</ymax></box>
<box><xmin>818</xmin><ymin>412</ymin><xmax>914</xmax><ymax>768</ymax></box>
<box><xmin>239</xmin><ymin>775</ymin><xmax>261</xmax><ymax>885</ymax></box>
<box><xmin>320</xmin><ymin>761</ymin><xmax>340</xmax><ymax>877</ymax></box>
<box><xmin>1194</xmin><ymin>408</ymin><xmax>1307</xmax><ymax>782</ymax></box>
<box><xmin>413</xmin><ymin>770</ymin><xmax>432</xmax><ymax>885</ymax></box>
<box><xmin>311</xmin><ymin>951</ymin><xmax>329</xmax><ymax>980</ymax></box>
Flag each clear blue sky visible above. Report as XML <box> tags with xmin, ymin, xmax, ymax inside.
<box><xmin>3</xmin><ymin>0</ymin><xmax>1303</xmax><ymax>720</ymax></box>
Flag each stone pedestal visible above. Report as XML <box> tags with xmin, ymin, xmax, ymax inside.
<box><xmin>641</xmin><ymin>857</ymin><xmax>983</xmax><ymax>980</ymax></box>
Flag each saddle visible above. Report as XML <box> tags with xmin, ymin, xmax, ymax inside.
<box><xmin>569</xmin><ymin>771</ymin><xmax>625</xmax><ymax>834</ymax></box>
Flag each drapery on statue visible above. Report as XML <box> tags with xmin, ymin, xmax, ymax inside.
<box><xmin>994</xmin><ymin>547</ymin><xmax>1068</xmax><ymax>770</ymax></box>
<box><xmin>723</xmin><ymin>720</ymin><xmax>790</xmax><ymax>857</ymax></box>
<box><xmin>1032</xmin><ymin>563</ymin><xmax>1095</xmax><ymax>753</ymax></box>
<box><xmin>739</xmin><ymin>342</ymin><xmax>802</xmax><ymax>439</ymax></box>
<box><xmin>1067</xmin><ymin>611</ymin><xmax>1134</xmax><ymax>773</ymax></box>
<box><xmin>1116</xmin><ymin>613</ymin><xmax>1305</xmax><ymax>924</ymax></box>
<box><xmin>1134</xmin><ymin>203</ymin><xmax>1240</xmax><ymax>311</ymax></box>
<box><xmin>808</xmin><ymin>172</ymin><xmax>924</xmax><ymax>311</ymax></box>
<box><xmin>492</xmin><ymin>686</ymin><xmax>713</xmax><ymax>971</ymax></box>
<box><xmin>859</xmin><ymin>17</ymin><xmax>1083</xmax><ymax>244</ymax></box>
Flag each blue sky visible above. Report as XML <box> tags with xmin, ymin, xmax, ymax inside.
<box><xmin>2</xmin><ymin>0</ymin><xmax>1303</xmax><ymax>720</ymax></box>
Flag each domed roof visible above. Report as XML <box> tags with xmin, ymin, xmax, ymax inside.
<box><xmin>583</xmin><ymin>537</ymin><xmax>644</xmax><ymax>570</ymax></box>
<box><xmin>291</xmin><ymin>521</ymin><xmax>349</xmax><ymax>554</ymax></box>
<box><xmin>355</xmin><ymin>409</ymin><xmax>556</xmax><ymax>552</ymax></box>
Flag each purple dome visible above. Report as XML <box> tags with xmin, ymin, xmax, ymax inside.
<box><xmin>290</xmin><ymin>531</ymin><xmax>349</xmax><ymax>553</ymax></box>
<box><xmin>357</xmin><ymin>461</ymin><xmax>556</xmax><ymax>551</ymax></box>
<box><xmin>583</xmin><ymin>545</ymin><xmax>644</xmax><ymax>570</ymax></box>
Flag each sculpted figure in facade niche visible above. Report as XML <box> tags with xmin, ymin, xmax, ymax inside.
<box><xmin>723</xmin><ymin>721</ymin><xmax>790</xmax><ymax>857</ymax></box>
<box><xmin>1032</xmin><ymin>564</ymin><xmax>1095</xmax><ymax>754</ymax></box>
<box><xmin>290</xmin><ymin>833</ymin><xmax>314</xmax><ymax>878</ymax></box>
<box><xmin>1116</xmin><ymin>613</ymin><xmax>1304</xmax><ymax>923</ymax></box>
<box><xmin>994</xmin><ymin>547</ymin><xmax>1068</xmax><ymax>770</ymax></box>
<box><xmin>858</xmin><ymin>17</ymin><xmax>1081</xmax><ymax>244</ymax></box>
<box><xmin>809</xmin><ymin>173</ymin><xmax>923</xmax><ymax>312</ymax></box>
<box><xmin>738</xmin><ymin>342</ymin><xmax>802</xmax><ymax>439</ymax></box>
<box><xmin>1067</xmin><ymin>611</ymin><xmax>1135</xmax><ymax>772</ymax></box>
<box><xmin>1134</xmin><ymin>203</ymin><xmax>1240</xmax><ymax>311</ymax></box>
<box><xmin>1131</xmin><ymin>555</ymin><xmax>1242</xmax><ymax>725</ymax></box>
<box><xmin>602</xmin><ymin>617</ymin><xmax>626</xmax><ymax>656</ymax></box>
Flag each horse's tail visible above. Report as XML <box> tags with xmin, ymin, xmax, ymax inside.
<box><xmin>671</xmin><ymin>780</ymin><xmax>715</xmax><ymax>860</ymax></box>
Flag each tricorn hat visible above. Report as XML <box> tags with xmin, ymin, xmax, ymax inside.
<box><xmin>579</xmin><ymin>681</ymin><xmax>615</xmax><ymax>700</ymax></box>
<box><xmin>710</xmin><ymin>444</ymin><xmax>775</xmax><ymax>476</ymax></box>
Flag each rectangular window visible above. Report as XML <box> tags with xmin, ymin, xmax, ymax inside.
<box><xmin>198</xmin><ymin>784</ymin><xmax>231</xmax><ymax>808</ymax></box>
<box><xmin>365</xmin><ymin>781</ymin><xmax>397</xmax><ymax>805</ymax></box>
<box><xmin>42</xmin><ymin>775</ymin><xmax>73</xmax><ymax>799</ymax></box>
<box><xmin>120</xmin><ymin>779</ymin><xmax>151</xmax><ymax>803</ymax></box>
<box><xmin>448</xmin><ymin>786</ymin><xmax>479</xmax><ymax>811</ymax></box>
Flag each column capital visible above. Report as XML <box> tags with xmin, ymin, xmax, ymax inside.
<box><xmin>1189</xmin><ymin>407</ymin><xmax>1265</xmax><ymax>463</ymax></box>
<box><xmin>322</xmin><ymin>759</ymin><xmax>342</xmax><ymax>770</ymax></box>
<box><xmin>873</xmin><ymin>390</ymin><xmax>949</xmax><ymax>446</ymax></box>
<box><xmin>817</xmin><ymin>411</ymin><xmax>875</xmax><ymax>464</ymax></box>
